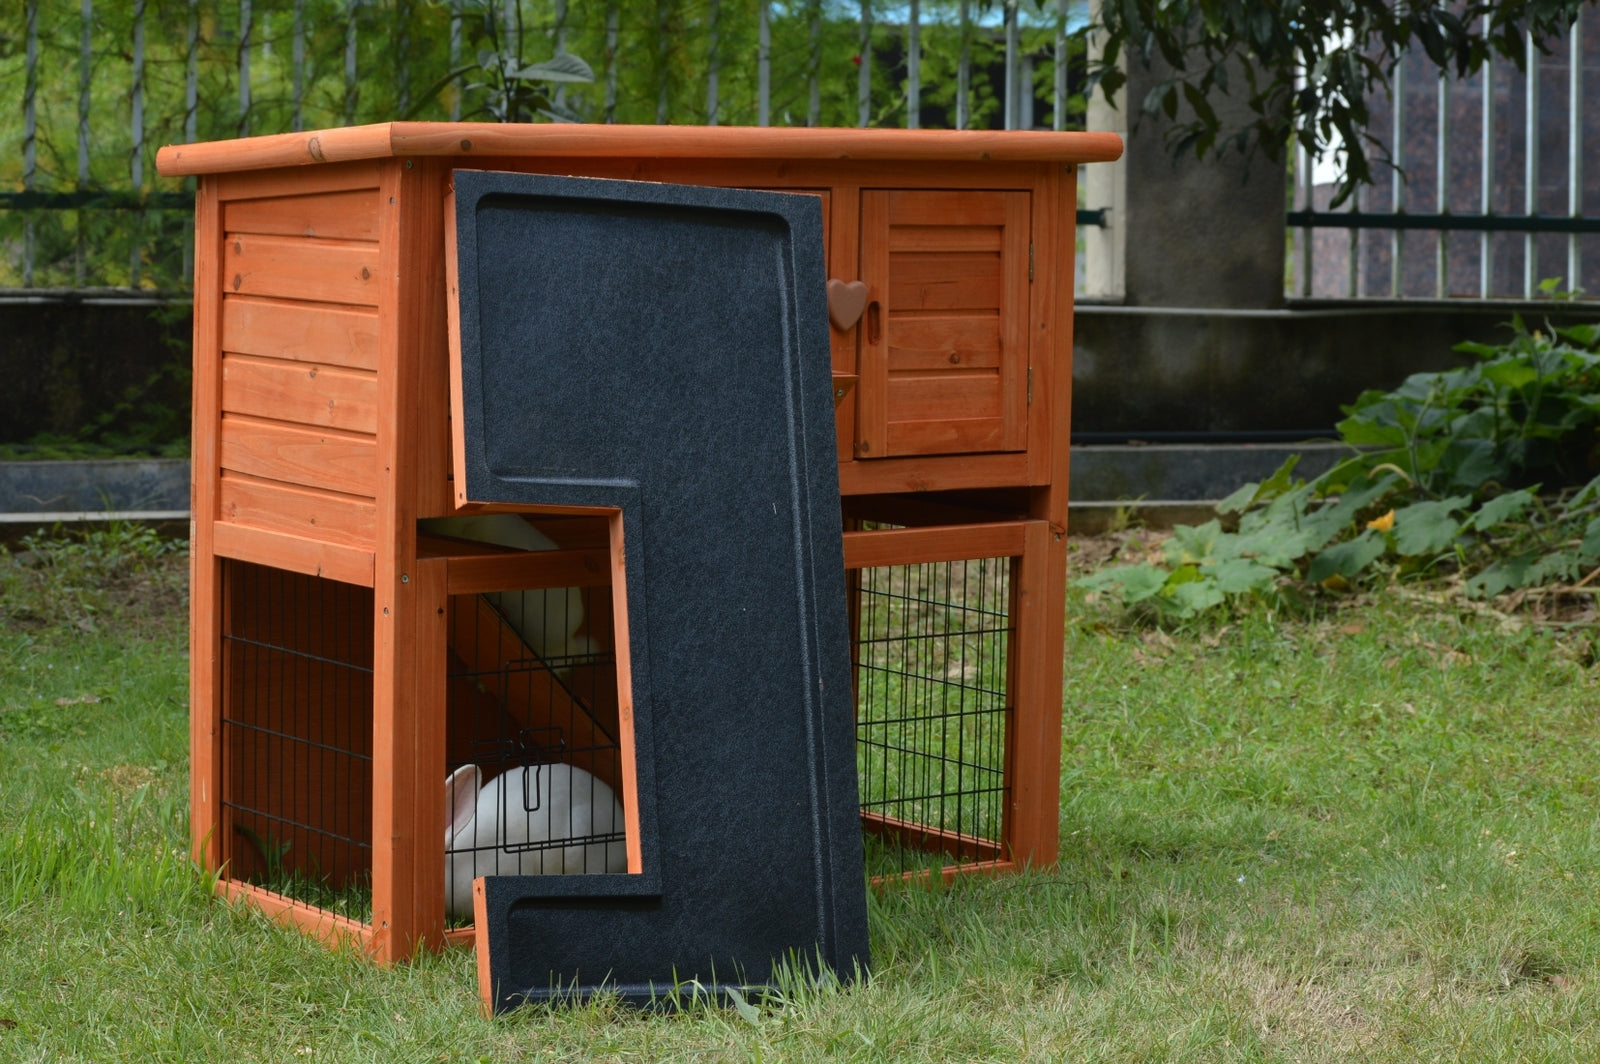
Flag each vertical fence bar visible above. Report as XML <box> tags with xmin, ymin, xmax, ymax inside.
<box><xmin>1004</xmin><ymin>0</ymin><xmax>1019</xmax><ymax>130</ymax></box>
<box><xmin>758</xmin><ymin>3</ymin><xmax>770</xmax><ymax>126</ymax></box>
<box><xmin>605</xmin><ymin>2</ymin><xmax>619</xmax><ymax>123</ymax></box>
<box><xmin>858</xmin><ymin>0</ymin><xmax>872</xmax><ymax>128</ymax></box>
<box><xmin>23</xmin><ymin>0</ymin><xmax>38</xmax><ymax>286</ymax></box>
<box><xmin>957</xmin><ymin>0</ymin><xmax>970</xmax><ymax>130</ymax></box>
<box><xmin>131</xmin><ymin>0</ymin><xmax>146</xmax><ymax>287</ymax></box>
<box><xmin>1569</xmin><ymin>11</ymin><xmax>1583</xmax><ymax>291</ymax></box>
<box><xmin>1348</xmin><ymin>188</ymin><xmax>1359</xmax><ymax>297</ymax></box>
<box><xmin>1524</xmin><ymin>29</ymin><xmax>1539</xmax><ymax>298</ymax></box>
<box><xmin>293</xmin><ymin>0</ymin><xmax>306</xmax><ymax>131</ymax></box>
<box><xmin>907</xmin><ymin>0</ymin><xmax>921</xmax><ymax>130</ymax></box>
<box><xmin>1390</xmin><ymin>57</ymin><xmax>1404</xmax><ymax>297</ymax></box>
<box><xmin>77</xmin><ymin>0</ymin><xmax>92</xmax><ymax>286</ymax></box>
<box><xmin>809</xmin><ymin>0</ymin><xmax>822</xmax><ymax>127</ymax></box>
<box><xmin>239</xmin><ymin>0</ymin><xmax>252</xmax><ymax>137</ymax></box>
<box><xmin>184</xmin><ymin>0</ymin><xmax>198</xmax><ymax>284</ymax></box>
<box><xmin>1436</xmin><ymin>72</ymin><xmax>1448</xmax><ymax>298</ymax></box>
<box><xmin>552</xmin><ymin>0</ymin><xmax>568</xmax><ymax>111</ymax></box>
<box><xmin>344</xmin><ymin>0</ymin><xmax>360</xmax><ymax>126</ymax></box>
<box><xmin>706</xmin><ymin>0</ymin><xmax>720</xmax><ymax>125</ymax></box>
<box><xmin>1054</xmin><ymin>0</ymin><xmax>1068</xmax><ymax>131</ymax></box>
<box><xmin>1481</xmin><ymin>25</ymin><xmax>1493</xmax><ymax>297</ymax></box>
<box><xmin>450</xmin><ymin>0</ymin><xmax>462</xmax><ymax>120</ymax></box>
<box><xmin>396</xmin><ymin>0</ymin><xmax>412</xmax><ymax>116</ymax></box>
<box><xmin>1298</xmin><ymin>138</ymin><xmax>1313</xmax><ymax>297</ymax></box>
<box><xmin>656</xmin><ymin>0</ymin><xmax>670</xmax><ymax>124</ymax></box>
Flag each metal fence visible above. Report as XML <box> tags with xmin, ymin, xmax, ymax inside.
<box><xmin>1291</xmin><ymin>12</ymin><xmax>1600</xmax><ymax>300</ymax></box>
<box><xmin>1</xmin><ymin>0</ymin><xmax>1085</xmax><ymax>292</ymax></box>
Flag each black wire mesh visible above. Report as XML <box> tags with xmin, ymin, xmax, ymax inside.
<box><xmin>444</xmin><ymin>586</ymin><xmax>627</xmax><ymax>924</ymax></box>
<box><xmin>220</xmin><ymin>560</ymin><xmax>374</xmax><ymax>920</ymax></box>
<box><xmin>853</xmin><ymin>553</ymin><xmax>1013</xmax><ymax>880</ymax></box>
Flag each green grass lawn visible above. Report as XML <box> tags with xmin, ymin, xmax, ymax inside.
<box><xmin>3</xmin><ymin>528</ymin><xmax>1600</xmax><ymax>1061</ymax></box>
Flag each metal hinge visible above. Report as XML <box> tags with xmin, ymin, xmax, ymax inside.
<box><xmin>1028</xmin><ymin>243</ymin><xmax>1034</xmax><ymax>282</ymax></box>
<box><xmin>1027</xmin><ymin>366</ymin><xmax>1033</xmax><ymax>405</ymax></box>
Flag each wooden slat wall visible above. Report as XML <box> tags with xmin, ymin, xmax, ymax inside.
<box><xmin>216</xmin><ymin>184</ymin><xmax>383</xmax><ymax>551</ymax></box>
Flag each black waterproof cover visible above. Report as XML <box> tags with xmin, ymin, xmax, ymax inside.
<box><xmin>449</xmin><ymin>170</ymin><xmax>868</xmax><ymax>1010</ymax></box>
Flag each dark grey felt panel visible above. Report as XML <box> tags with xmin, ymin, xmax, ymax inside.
<box><xmin>450</xmin><ymin>170</ymin><xmax>866</xmax><ymax>1010</ymax></box>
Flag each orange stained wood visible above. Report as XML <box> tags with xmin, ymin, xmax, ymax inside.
<box><xmin>219</xmin><ymin>416</ymin><xmax>378</xmax><ymax>498</ymax></box>
<box><xmin>156</xmin><ymin>122</ymin><xmax>1124</xmax><ymax>177</ymax></box>
<box><xmin>222</xmin><ymin>296</ymin><xmax>380</xmax><ymax>371</ymax></box>
<box><xmin>222</xmin><ymin>353</ymin><xmax>379</xmax><ymax>434</ymax></box>
<box><xmin>841</xmin><ymin>521</ymin><xmax>1026</xmax><ymax>569</ymax></box>
<box><xmin>1002</xmin><ymin>520</ymin><xmax>1058</xmax><ymax>868</ymax></box>
<box><xmin>190</xmin><ymin>177</ymin><xmax>225</xmax><ymax>871</ymax></box>
<box><xmin>223</xmin><ymin>188</ymin><xmax>382</xmax><ymax>241</ymax></box>
<box><xmin>220</xmin><ymin>880</ymin><xmax>374</xmax><ymax>952</ymax></box>
<box><xmin>225</xmin><ymin>233</ymin><xmax>380</xmax><ymax>305</ymax></box>
<box><xmin>213</xmin><ymin>522</ymin><xmax>376</xmax><ymax>587</ymax></box>
<box><xmin>859</xmin><ymin>810</ymin><xmax>1003</xmax><ymax>863</ymax></box>
<box><xmin>218</xmin><ymin>472</ymin><xmax>378</xmax><ymax>548</ymax></box>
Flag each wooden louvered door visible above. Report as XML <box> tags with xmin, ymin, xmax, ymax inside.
<box><xmin>856</xmin><ymin>189</ymin><xmax>1031</xmax><ymax>459</ymax></box>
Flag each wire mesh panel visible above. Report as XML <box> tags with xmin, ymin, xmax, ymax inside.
<box><xmin>220</xmin><ymin>560</ymin><xmax>374</xmax><ymax>920</ymax></box>
<box><xmin>853</xmin><ymin>554</ymin><xmax>1012</xmax><ymax>880</ymax></box>
<box><xmin>444</xmin><ymin>586</ymin><xmax>627</xmax><ymax>923</ymax></box>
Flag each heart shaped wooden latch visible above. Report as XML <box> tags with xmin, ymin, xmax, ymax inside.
<box><xmin>826</xmin><ymin>279</ymin><xmax>869</xmax><ymax>331</ymax></box>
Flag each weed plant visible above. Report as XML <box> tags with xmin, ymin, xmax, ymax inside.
<box><xmin>4</xmin><ymin>530</ymin><xmax>1600</xmax><ymax>1060</ymax></box>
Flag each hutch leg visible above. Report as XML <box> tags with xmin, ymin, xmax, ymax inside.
<box><xmin>1004</xmin><ymin>519</ymin><xmax>1063</xmax><ymax>869</ymax></box>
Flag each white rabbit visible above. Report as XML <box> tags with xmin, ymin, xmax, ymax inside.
<box><xmin>420</xmin><ymin>514</ymin><xmax>599</xmax><ymax>664</ymax></box>
<box><xmin>445</xmin><ymin>762</ymin><xmax>627</xmax><ymax>920</ymax></box>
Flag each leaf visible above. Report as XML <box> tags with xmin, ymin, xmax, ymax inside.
<box><xmin>722</xmin><ymin>985</ymin><xmax>762</xmax><ymax>1026</ymax></box>
<box><xmin>1077</xmin><ymin>564</ymin><xmax>1168</xmax><ymax>605</ymax></box>
<box><xmin>1307</xmin><ymin>531</ymin><xmax>1386</xmax><ymax>584</ymax></box>
<box><xmin>1392</xmin><ymin>497</ymin><xmax>1471</xmax><ymax>556</ymax></box>
<box><xmin>510</xmin><ymin>52</ymin><xmax>596</xmax><ymax>83</ymax></box>
<box><xmin>1580</xmin><ymin>516</ymin><xmax>1600</xmax><ymax>563</ymax></box>
<box><xmin>1467</xmin><ymin>488</ymin><xmax>1538</xmax><ymax>532</ymax></box>
<box><xmin>1481</xmin><ymin>360</ymin><xmax>1540</xmax><ymax>390</ymax></box>
<box><xmin>1166</xmin><ymin>578</ymin><xmax>1226</xmax><ymax>617</ymax></box>
<box><xmin>1466</xmin><ymin>554</ymin><xmax>1536</xmax><ymax>598</ymax></box>
<box><xmin>1164</xmin><ymin>520</ymin><xmax>1223</xmax><ymax>567</ymax></box>
<box><xmin>1201</xmin><ymin>557</ymin><xmax>1280</xmax><ymax>595</ymax></box>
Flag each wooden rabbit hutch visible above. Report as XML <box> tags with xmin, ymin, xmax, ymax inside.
<box><xmin>157</xmin><ymin>123</ymin><xmax>1124</xmax><ymax>962</ymax></box>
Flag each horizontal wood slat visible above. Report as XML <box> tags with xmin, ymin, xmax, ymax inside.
<box><xmin>222</xmin><ymin>296</ymin><xmax>381</xmax><ymax>370</ymax></box>
<box><xmin>443</xmin><ymin>549</ymin><xmax>612</xmax><ymax>594</ymax></box>
<box><xmin>842</xmin><ymin>521</ymin><xmax>1028</xmax><ymax>568</ymax></box>
<box><xmin>219</xmin><ymin>473</ymin><xmax>378</xmax><ymax>549</ymax></box>
<box><xmin>887</xmin><ymin>417</ymin><xmax>1007</xmax><ymax>456</ymax></box>
<box><xmin>887</xmin><ymin>225</ymin><xmax>1003</xmax><ymax>253</ymax></box>
<box><xmin>212</xmin><ymin>522</ymin><xmax>376</xmax><ymax>586</ymax></box>
<box><xmin>888</xmin><ymin>314</ymin><xmax>1001</xmax><ymax>371</ymax></box>
<box><xmin>222</xmin><ymin>354</ymin><xmax>379</xmax><ymax>434</ymax></box>
<box><xmin>888</xmin><ymin>372</ymin><xmax>1002</xmax><ymax>421</ymax></box>
<box><xmin>220</xmin><ymin>417</ymin><xmax>378</xmax><ymax>498</ymax></box>
<box><xmin>223</xmin><ymin>188</ymin><xmax>381</xmax><ymax>242</ymax></box>
<box><xmin>888</xmin><ymin>190</ymin><xmax>1009</xmax><ymax>226</ymax></box>
<box><xmin>889</xmin><ymin>252</ymin><xmax>1002</xmax><ymax>311</ymax></box>
<box><xmin>225</xmin><ymin>233</ymin><xmax>380</xmax><ymax>305</ymax></box>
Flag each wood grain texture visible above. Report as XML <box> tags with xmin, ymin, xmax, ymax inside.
<box><xmin>219</xmin><ymin>416</ymin><xmax>378</xmax><ymax>498</ymax></box>
<box><xmin>841</xmin><ymin>522</ymin><xmax>1025</xmax><ymax>569</ymax></box>
<box><xmin>218</xmin><ymin>472</ymin><xmax>378</xmax><ymax>548</ymax></box>
<box><xmin>213</xmin><ymin>160</ymin><xmax>384</xmax><ymax>203</ymax></box>
<box><xmin>412</xmin><ymin>557</ymin><xmax>449</xmax><ymax>952</ymax></box>
<box><xmin>1004</xmin><ymin>520</ymin><xmax>1058</xmax><ymax>868</ymax></box>
<box><xmin>226</xmin><ymin>233</ymin><xmax>380</xmax><ymax>306</ymax></box>
<box><xmin>155</xmin><ymin>122</ymin><xmax>1124</xmax><ymax>177</ymax></box>
<box><xmin>224</xmin><ymin>188</ymin><xmax>382</xmax><ymax>241</ymax></box>
<box><xmin>190</xmin><ymin>177</ymin><xmax>225</xmax><ymax>871</ymax></box>
<box><xmin>219</xmin><ymin>880</ymin><xmax>374</xmax><ymax>951</ymax></box>
<box><xmin>213</xmin><ymin>521</ymin><xmax>375</xmax><ymax>586</ymax></box>
<box><xmin>222</xmin><ymin>296</ymin><xmax>381</xmax><ymax>370</ymax></box>
<box><xmin>222</xmin><ymin>353</ymin><xmax>379</xmax><ymax>433</ymax></box>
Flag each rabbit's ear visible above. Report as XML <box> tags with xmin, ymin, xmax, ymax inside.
<box><xmin>446</xmin><ymin>764</ymin><xmax>481</xmax><ymax>837</ymax></box>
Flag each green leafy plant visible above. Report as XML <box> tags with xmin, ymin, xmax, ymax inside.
<box><xmin>1080</xmin><ymin>305</ymin><xmax>1600</xmax><ymax>619</ymax></box>
<box><xmin>407</xmin><ymin>0</ymin><xmax>595</xmax><ymax>123</ymax></box>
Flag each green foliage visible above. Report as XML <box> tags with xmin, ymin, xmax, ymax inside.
<box><xmin>1080</xmin><ymin>307</ymin><xmax>1600</xmax><ymax>619</ymax></box>
<box><xmin>1086</xmin><ymin>0</ymin><xmax>1588</xmax><ymax>202</ymax></box>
